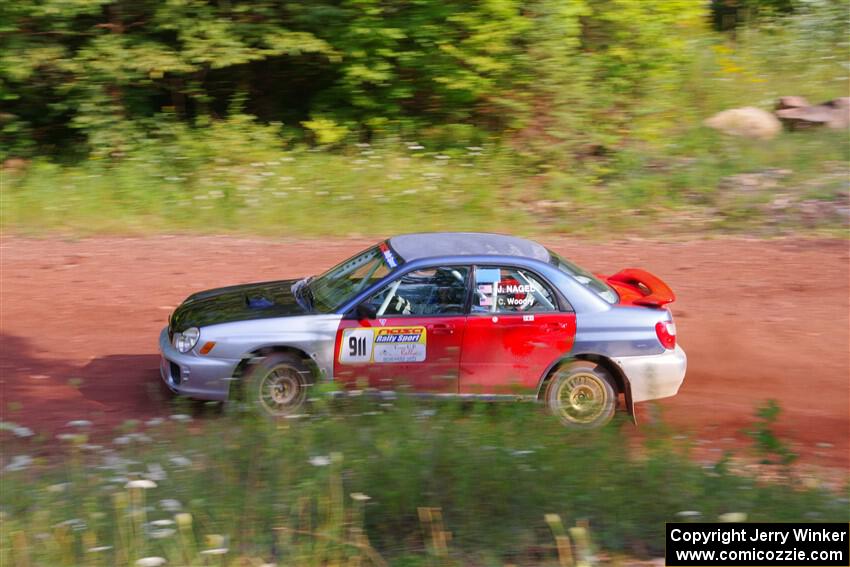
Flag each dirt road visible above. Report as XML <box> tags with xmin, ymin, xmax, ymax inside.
<box><xmin>2</xmin><ymin>236</ymin><xmax>847</xmax><ymax>468</ymax></box>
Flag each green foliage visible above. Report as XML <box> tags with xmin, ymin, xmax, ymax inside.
<box><xmin>0</xmin><ymin>0</ymin><xmax>721</xmax><ymax>157</ymax></box>
<box><xmin>2</xmin><ymin>401</ymin><xmax>847</xmax><ymax>565</ymax></box>
<box><xmin>1</xmin><ymin>0</ymin><xmax>847</xmax><ymax>236</ymax></box>
<box><xmin>744</xmin><ymin>399</ymin><xmax>799</xmax><ymax>466</ymax></box>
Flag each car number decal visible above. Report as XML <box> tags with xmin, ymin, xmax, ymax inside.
<box><xmin>339</xmin><ymin>326</ymin><xmax>426</xmax><ymax>364</ymax></box>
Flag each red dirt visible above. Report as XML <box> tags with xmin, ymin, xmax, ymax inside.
<box><xmin>1</xmin><ymin>236</ymin><xmax>848</xmax><ymax>470</ymax></box>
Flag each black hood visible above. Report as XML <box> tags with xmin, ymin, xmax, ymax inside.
<box><xmin>170</xmin><ymin>279</ymin><xmax>308</xmax><ymax>332</ymax></box>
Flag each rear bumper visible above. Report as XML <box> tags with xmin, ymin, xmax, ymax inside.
<box><xmin>158</xmin><ymin>327</ymin><xmax>238</xmax><ymax>401</ymax></box>
<box><xmin>613</xmin><ymin>344</ymin><xmax>686</xmax><ymax>403</ymax></box>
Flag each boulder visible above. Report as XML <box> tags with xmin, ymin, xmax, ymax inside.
<box><xmin>704</xmin><ymin>107</ymin><xmax>782</xmax><ymax>140</ymax></box>
<box><xmin>776</xmin><ymin>96</ymin><xmax>810</xmax><ymax>110</ymax></box>
<box><xmin>775</xmin><ymin>97</ymin><xmax>850</xmax><ymax>130</ymax></box>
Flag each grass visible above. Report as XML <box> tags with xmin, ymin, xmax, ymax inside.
<box><xmin>2</xmin><ymin>398</ymin><xmax>848</xmax><ymax>566</ymax></box>
<box><xmin>2</xmin><ymin>128</ymin><xmax>848</xmax><ymax>239</ymax></box>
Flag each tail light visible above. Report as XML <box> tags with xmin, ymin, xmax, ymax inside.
<box><xmin>655</xmin><ymin>320</ymin><xmax>677</xmax><ymax>349</ymax></box>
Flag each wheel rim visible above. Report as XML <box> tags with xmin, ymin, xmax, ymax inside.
<box><xmin>258</xmin><ymin>365</ymin><xmax>305</xmax><ymax>415</ymax></box>
<box><xmin>555</xmin><ymin>372</ymin><xmax>608</xmax><ymax>424</ymax></box>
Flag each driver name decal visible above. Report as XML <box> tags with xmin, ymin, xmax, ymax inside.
<box><xmin>339</xmin><ymin>326</ymin><xmax>427</xmax><ymax>364</ymax></box>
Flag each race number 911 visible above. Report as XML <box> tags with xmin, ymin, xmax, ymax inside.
<box><xmin>339</xmin><ymin>328</ymin><xmax>374</xmax><ymax>363</ymax></box>
<box><xmin>339</xmin><ymin>326</ymin><xmax>427</xmax><ymax>364</ymax></box>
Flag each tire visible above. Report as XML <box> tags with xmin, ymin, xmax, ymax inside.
<box><xmin>545</xmin><ymin>361</ymin><xmax>617</xmax><ymax>429</ymax></box>
<box><xmin>242</xmin><ymin>352</ymin><xmax>311</xmax><ymax>417</ymax></box>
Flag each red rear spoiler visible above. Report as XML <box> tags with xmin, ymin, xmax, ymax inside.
<box><xmin>607</xmin><ymin>268</ymin><xmax>675</xmax><ymax>307</ymax></box>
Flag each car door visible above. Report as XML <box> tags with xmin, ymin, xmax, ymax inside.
<box><xmin>459</xmin><ymin>265</ymin><xmax>576</xmax><ymax>395</ymax></box>
<box><xmin>334</xmin><ymin>265</ymin><xmax>470</xmax><ymax>393</ymax></box>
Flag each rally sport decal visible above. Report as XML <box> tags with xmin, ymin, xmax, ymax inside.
<box><xmin>339</xmin><ymin>326</ymin><xmax>426</xmax><ymax>364</ymax></box>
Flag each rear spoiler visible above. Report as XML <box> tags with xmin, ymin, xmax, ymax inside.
<box><xmin>607</xmin><ymin>268</ymin><xmax>675</xmax><ymax>307</ymax></box>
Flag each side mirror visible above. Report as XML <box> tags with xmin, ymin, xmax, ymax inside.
<box><xmin>353</xmin><ymin>303</ymin><xmax>377</xmax><ymax>320</ymax></box>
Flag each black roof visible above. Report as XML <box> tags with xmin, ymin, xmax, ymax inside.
<box><xmin>388</xmin><ymin>232</ymin><xmax>550</xmax><ymax>262</ymax></box>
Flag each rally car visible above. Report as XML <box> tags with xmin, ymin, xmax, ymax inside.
<box><xmin>160</xmin><ymin>232</ymin><xmax>686</xmax><ymax>427</ymax></box>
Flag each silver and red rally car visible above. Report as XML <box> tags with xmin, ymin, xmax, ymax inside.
<box><xmin>160</xmin><ymin>232</ymin><xmax>686</xmax><ymax>427</ymax></box>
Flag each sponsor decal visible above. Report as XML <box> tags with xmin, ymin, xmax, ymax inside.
<box><xmin>378</xmin><ymin>242</ymin><xmax>398</xmax><ymax>268</ymax></box>
<box><xmin>339</xmin><ymin>326</ymin><xmax>426</xmax><ymax>364</ymax></box>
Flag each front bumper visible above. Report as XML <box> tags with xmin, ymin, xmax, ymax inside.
<box><xmin>159</xmin><ymin>327</ymin><xmax>238</xmax><ymax>401</ymax></box>
<box><xmin>613</xmin><ymin>344</ymin><xmax>687</xmax><ymax>403</ymax></box>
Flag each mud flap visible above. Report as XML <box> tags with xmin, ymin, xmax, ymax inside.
<box><xmin>624</xmin><ymin>381</ymin><xmax>637</xmax><ymax>425</ymax></box>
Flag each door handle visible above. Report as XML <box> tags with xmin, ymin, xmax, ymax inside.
<box><xmin>429</xmin><ymin>323</ymin><xmax>454</xmax><ymax>335</ymax></box>
<box><xmin>543</xmin><ymin>322</ymin><xmax>566</xmax><ymax>332</ymax></box>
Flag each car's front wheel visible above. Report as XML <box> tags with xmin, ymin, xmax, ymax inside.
<box><xmin>545</xmin><ymin>361</ymin><xmax>617</xmax><ymax>428</ymax></box>
<box><xmin>242</xmin><ymin>352</ymin><xmax>310</xmax><ymax>417</ymax></box>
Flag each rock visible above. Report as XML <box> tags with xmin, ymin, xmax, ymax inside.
<box><xmin>776</xmin><ymin>96</ymin><xmax>810</xmax><ymax>110</ymax></box>
<box><xmin>704</xmin><ymin>107</ymin><xmax>782</xmax><ymax>140</ymax></box>
<box><xmin>776</xmin><ymin>97</ymin><xmax>850</xmax><ymax>130</ymax></box>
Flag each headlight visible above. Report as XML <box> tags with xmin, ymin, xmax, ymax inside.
<box><xmin>174</xmin><ymin>327</ymin><xmax>200</xmax><ymax>353</ymax></box>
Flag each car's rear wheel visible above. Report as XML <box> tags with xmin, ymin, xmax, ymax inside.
<box><xmin>243</xmin><ymin>352</ymin><xmax>310</xmax><ymax>417</ymax></box>
<box><xmin>545</xmin><ymin>361</ymin><xmax>617</xmax><ymax>428</ymax></box>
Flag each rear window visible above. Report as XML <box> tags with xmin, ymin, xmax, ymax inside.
<box><xmin>548</xmin><ymin>251</ymin><xmax>618</xmax><ymax>304</ymax></box>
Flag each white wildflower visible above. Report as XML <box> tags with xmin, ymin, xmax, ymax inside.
<box><xmin>4</xmin><ymin>455</ymin><xmax>33</xmax><ymax>471</ymax></box>
<box><xmin>47</xmin><ymin>483</ymin><xmax>70</xmax><ymax>493</ymax></box>
<box><xmin>350</xmin><ymin>493</ymin><xmax>371</xmax><ymax>502</ymax></box>
<box><xmin>200</xmin><ymin>548</ymin><xmax>229</xmax><ymax>556</ymax></box>
<box><xmin>150</xmin><ymin>528</ymin><xmax>176</xmax><ymax>539</ymax></box>
<box><xmin>150</xmin><ymin>519</ymin><xmax>175</xmax><ymax>527</ymax></box>
<box><xmin>309</xmin><ymin>455</ymin><xmax>331</xmax><ymax>467</ymax></box>
<box><xmin>718</xmin><ymin>512</ymin><xmax>747</xmax><ymax>523</ymax></box>
<box><xmin>169</xmin><ymin>414</ymin><xmax>192</xmax><ymax>423</ymax></box>
<box><xmin>13</xmin><ymin>426</ymin><xmax>34</xmax><ymax>438</ymax></box>
<box><xmin>145</xmin><ymin>418</ymin><xmax>165</xmax><ymax>427</ymax></box>
<box><xmin>126</xmin><ymin>479</ymin><xmax>157</xmax><ymax>489</ymax></box>
<box><xmin>66</xmin><ymin>420</ymin><xmax>92</xmax><ymax>428</ymax></box>
<box><xmin>169</xmin><ymin>455</ymin><xmax>192</xmax><ymax>468</ymax></box>
<box><xmin>87</xmin><ymin>546</ymin><xmax>113</xmax><ymax>553</ymax></box>
<box><xmin>676</xmin><ymin>510</ymin><xmax>702</xmax><ymax>518</ymax></box>
<box><xmin>146</xmin><ymin>463</ymin><xmax>167</xmax><ymax>481</ymax></box>
<box><xmin>135</xmin><ymin>557</ymin><xmax>167</xmax><ymax>567</ymax></box>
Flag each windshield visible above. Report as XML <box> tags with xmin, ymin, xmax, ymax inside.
<box><xmin>548</xmin><ymin>251</ymin><xmax>618</xmax><ymax>304</ymax></box>
<box><xmin>309</xmin><ymin>244</ymin><xmax>397</xmax><ymax>312</ymax></box>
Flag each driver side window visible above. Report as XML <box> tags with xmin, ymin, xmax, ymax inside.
<box><xmin>365</xmin><ymin>266</ymin><xmax>470</xmax><ymax>316</ymax></box>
